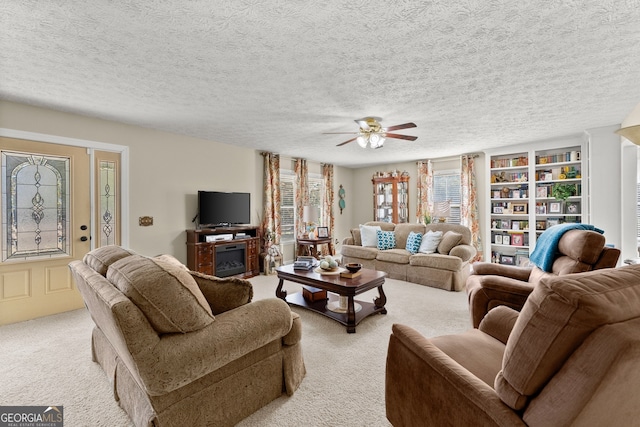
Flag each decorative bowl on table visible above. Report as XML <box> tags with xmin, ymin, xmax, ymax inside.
<box><xmin>345</xmin><ymin>263</ymin><xmax>362</xmax><ymax>274</ymax></box>
<box><xmin>319</xmin><ymin>255</ymin><xmax>339</xmax><ymax>271</ymax></box>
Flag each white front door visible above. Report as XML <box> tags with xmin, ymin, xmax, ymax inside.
<box><xmin>0</xmin><ymin>136</ymin><xmax>91</xmax><ymax>325</ymax></box>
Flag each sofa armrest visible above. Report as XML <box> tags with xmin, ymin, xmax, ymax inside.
<box><xmin>342</xmin><ymin>236</ymin><xmax>355</xmax><ymax>245</ymax></box>
<box><xmin>449</xmin><ymin>244</ymin><xmax>477</xmax><ymax>262</ymax></box>
<box><xmin>190</xmin><ymin>271</ymin><xmax>253</xmax><ymax>315</ymax></box>
<box><xmin>138</xmin><ymin>298</ymin><xmax>294</xmax><ymax>395</ymax></box>
<box><xmin>386</xmin><ymin>324</ymin><xmax>525</xmax><ymax>426</ymax></box>
<box><xmin>466</xmin><ymin>274</ymin><xmax>534</xmax><ymax>328</ymax></box>
<box><xmin>478</xmin><ymin>306</ymin><xmax>520</xmax><ymax>344</ymax></box>
<box><xmin>472</xmin><ymin>262</ymin><xmax>533</xmax><ymax>281</ymax></box>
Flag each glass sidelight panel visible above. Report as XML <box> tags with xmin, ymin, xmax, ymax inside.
<box><xmin>1</xmin><ymin>151</ymin><xmax>71</xmax><ymax>261</ymax></box>
<box><xmin>99</xmin><ymin>160</ymin><xmax>117</xmax><ymax>246</ymax></box>
<box><xmin>95</xmin><ymin>151</ymin><xmax>120</xmax><ymax>247</ymax></box>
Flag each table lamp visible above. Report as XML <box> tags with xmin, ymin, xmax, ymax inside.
<box><xmin>433</xmin><ymin>200</ymin><xmax>451</xmax><ymax>223</ymax></box>
<box><xmin>303</xmin><ymin>205</ymin><xmax>319</xmax><ymax>238</ymax></box>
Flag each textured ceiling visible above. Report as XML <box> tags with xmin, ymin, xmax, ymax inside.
<box><xmin>2</xmin><ymin>1</ymin><xmax>640</xmax><ymax>168</ymax></box>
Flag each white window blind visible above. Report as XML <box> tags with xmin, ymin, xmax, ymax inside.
<box><xmin>433</xmin><ymin>170</ymin><xmax>461</xmax><ymax>224</ymax></box>
<box><xmin>279</xmin><ymin>171</ymin><xmax>324</xmax><ymax>243</ymax></box>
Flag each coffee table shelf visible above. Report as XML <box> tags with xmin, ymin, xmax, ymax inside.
<box><xmin>276</xmin><ymin>264</ymin><xmax>387</xmax><ymax>333</ymax></box>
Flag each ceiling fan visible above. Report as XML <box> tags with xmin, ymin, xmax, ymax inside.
<box><xmin>324</xmin><ymin>117</ymin><xmax>417</xmax><ymax>149</ymax></box>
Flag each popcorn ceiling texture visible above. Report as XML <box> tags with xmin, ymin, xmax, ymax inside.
<box><xmin>2</xmin><ymin>1</ymin><xmax>640</xmax><ymax>167</ymax></box>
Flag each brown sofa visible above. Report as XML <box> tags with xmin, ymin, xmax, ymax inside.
<box><xmin>341</xmin><ymin>222</ymin><xmax>477</xmax><ymax>291</ymax></box>
<box><xmin>466</xmin><ymin>229</ymin><xmax>620</xmax><ymax>328</ymax></box>
<box><xmin>386</xmin><ymin>264</ymin><xmax>640</xmax><ymax>426</ymax></box>
<box><xmin>69</xmin><ymin>246</ymin><xmax>305</xmax><ymax>427</ymax></box>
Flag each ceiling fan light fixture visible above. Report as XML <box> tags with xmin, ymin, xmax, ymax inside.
<box><xmin>356</xmin><ymin>135</ymin><xmax>367</xmax><ymax>148</ymax></box>
<box><xmin>369</xmin><ymin>133</ymin><xmax>384</xmax><ymax>148</ymax></box>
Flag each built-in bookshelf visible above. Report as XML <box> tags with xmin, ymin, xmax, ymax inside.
<box><xmin>486</xmin><ymin>143</ymin><xmax>586</xmax><ymax>265</ymax></box>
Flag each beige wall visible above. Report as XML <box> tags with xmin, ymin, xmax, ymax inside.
<box><xmin>3</xmin><ymin>100</ymin><xmax>631</xmax><ymax>264</ymax></box>
<box><xmin>0</xmin><ymin>100</ymin><xmax>356</xmax><ymax>263</ymax></box>
<box><xmin>349</xmin><ymin>157</ymin><xmax>487</xmax><ymax>228</ymax></box>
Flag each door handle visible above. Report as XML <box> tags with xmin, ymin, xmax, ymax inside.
<box><xmin>80</xmin><ymin>236</ymin><xmax>89</xmax><ymax>242</ymax></box>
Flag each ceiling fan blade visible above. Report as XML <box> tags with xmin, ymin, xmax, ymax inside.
<box><xmin>336</xmin><ymin>137</ymin><xmax>358</xmax><ymax>146</ymax></box>
<box><xmin>322</xmin><ymin>132</ymin><xmax>358</xmax><ymax>134</ymax></box>
<box><xmin>384</xmin><ymin>133</ymin><xmax>418</xmax><ymax>141</ymax></box>
<box><xmin>385</xmin><ymin>122</ymin><xmax>417</xmax><ymax>132</ymax></box>
<box><xmin>355</xmin><ymin>119</ymin><xmax>371</xmax><ymax>131</ymax></box>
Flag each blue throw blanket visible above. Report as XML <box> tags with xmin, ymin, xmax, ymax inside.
<box><xmin>529</xmin><ymin>223</ymin><xmax>604</xmax><ymax>272</ymax></box>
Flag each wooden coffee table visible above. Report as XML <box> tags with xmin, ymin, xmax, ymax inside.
<box><xmin>275</xmin><ymin>264</ymin><xmax>387</xmax><ymax>333</ymax></box>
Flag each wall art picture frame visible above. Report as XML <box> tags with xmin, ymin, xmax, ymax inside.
<box><xmin>565</xmin><ymin>202</ymin><xmax>581</xmax><ymax>214</ymax></box>
<box><xmin>500</xmin><ymin>255</ymin><xmax>515</xmax><ymax>265</ymax></box>
<box><xmin>536</xmin><ymin>186</ymin><xmax>548</xmax><ymax>198</ymax></box>
<box><xmin>547</xmin><ymin>218</ymin><xmax>561</xmax><ymax>227</ymax></box>
<box><xmin>512</xmin><ymin>202</ymin><xmax>528</xmax><ymax>214</ymax></box>
<box><xmin>316</xmin><ymin>226</ymin><xmax>329</xmax><ymax>238</ymax></box>
<box><xmin>548</xmin><ymin>201</ymin><xmax>563</xmax><ymax>214</ymax></box>
<box><xmin>511</xmin><ymin>233</ymin><xmax>524</xmax><ymax>246</ymax></box>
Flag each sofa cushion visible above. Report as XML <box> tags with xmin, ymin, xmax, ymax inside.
<box><xmin>107</xmin><ymin>254</ymin><xmax>215</xmax><ymax>334</ymax></box>
<box><xmin>377</xmin><ymin>230</ymin><xmax>396</xmax><ymax>250</ymax></box>
<box><xmin>495</xmin><ymin>264</ymin><xmax>640</xmax><ymax>411</ymax></box>
<box><xmin>83</xmin><ymin>245</ymin><xmax>136</xmax><ymax>276</ymax></box>
<box><xmin>351</xmin><ymin>228</ymin><xmax>362</xmax><ymax>246</ymax></box>
<box><xmin>341</xmin><ymin>244</ymin><xmax>379</xmax><ymax>260</ymax></box>
<box><xmin>409</xmin><ymin>253</ymin><xmax>462</xmax><ymax>272</ymax></box>
<box><xmin>376</xmin><ymin>249</ymin><xmax>411</xmax><ymax>264</ymax></box>
<box><xmin>437</xmin><ymin>231</ymin><xmax>463</xmax><ymax>255</ymax></box>
<box><xmin>360</xmin><ymin>224</ymin><xmax>382</xmax><ymax>247</ymax></box>
<box><xmin>405</xmin><ymin>231</ymin><xmax>422</xmax><ymax>254</ymax></box>
<box><xmin>393</xmin><ymin>223</ymin><xmax>427</xmax><ymax>249</ymax></box>
<box><xmin>418</xmin><ymin>230</ymin><xmax>443</xmax><ymax>254</ymax></box>
<box><xmin>154</xmin><ymin>254</ymin><xmax>189</xmax><ymax>270</ymax></box>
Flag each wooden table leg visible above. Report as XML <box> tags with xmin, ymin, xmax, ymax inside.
<box><xmin>346</xmin><ymin>296</ymin><xmax>357</xmax><ymax>333</ymax></box>
<box><xmin>374</xmin><ymin>285</ymin><xmax>387</xmax><ymax>314</ymax></box>
<box><xmin>276</xmin><ymin>278</ymin><xmax>287</xmax><ymax>299</ymax></box>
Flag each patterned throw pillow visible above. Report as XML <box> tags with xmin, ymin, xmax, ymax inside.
<box><xmin>377</xmin><ymin>230</ymin><xmax>396</xmax><ymax>250</ymax></box>
<box><xmin>405</xmin><ymin>231</ymin><xmax>423</xmax><ymax>254</ymax></box>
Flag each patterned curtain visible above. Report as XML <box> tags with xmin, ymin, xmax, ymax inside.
<box><xmin>416</xmin><ymin>160</ymin><xmax>434</xmax><ymax>223</ymax></box>
<box><xmin>321</xmin><ymin>163</ymin><xmax>334</xmax><ymax>255</ymax></box>
<box><xmin>461</xmin><ymin>155</ymin><xmax>483</xmax><ymax>262</ymax></box>
<box><xmin>294</xmin><ymin>158</ymin><xmax>309</xmax><ymax>238</ymax></box>
<box><xmin>261</xmin><ymin>152</ymin><xmax>280</xmax><ymax>252</ymax></box>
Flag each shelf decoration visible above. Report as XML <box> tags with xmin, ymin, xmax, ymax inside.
<box><xmin>338</xmin><ymin>185</ymin><xmax>345</xmax><ymax>214</ymax></box>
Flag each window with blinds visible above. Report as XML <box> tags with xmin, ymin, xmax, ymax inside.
<box><xmin>433</xmin><ymin>170</ymin><xmax>461</xmax><ymax>224</ymax></box>
<box><xmin>280</xmin><ymin>170</ymin><xmax>324</xmax><ymax>243</ymax></box>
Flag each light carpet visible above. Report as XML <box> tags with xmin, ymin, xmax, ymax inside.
<box><xmin>0</xmin><ymin>274</ymin><xmax>471</xmax><ymax>426</ymax></box>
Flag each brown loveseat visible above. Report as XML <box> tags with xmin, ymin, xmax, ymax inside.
<box><xmin>466</xmin><ymin>229</ymin><xmax>620</xmax><ymax>328</ymax></box>
<box><xmin>386</xmin><ymin>264</ymin><xmax>640</xmax><ymax>426</ymax></box>
<box><xmin>341</xmin><ymin>222</ymin><xmax>477</xmax><ymax>291</ymax></box>
<box><xmin>69</xmin><ymin>246</ymin><xmax>305</xmax><ymax>427</ymax></box>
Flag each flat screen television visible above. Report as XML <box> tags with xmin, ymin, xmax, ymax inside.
<box><xmin>198</xmin><ymin>191</ymin><xmax>250</xmax><ymax>227</ymax></box>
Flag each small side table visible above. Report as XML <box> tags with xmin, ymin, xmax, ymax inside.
<box><xmin>296</xmin><ymin>237</ymin><xmax>334</xmax><ymax>259</ymax></box>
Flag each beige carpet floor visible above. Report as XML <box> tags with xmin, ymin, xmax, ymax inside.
<box><xmin>0</xmin><ymin>274</ymin><xmax>470</xmax><ymax>426</ymax></box>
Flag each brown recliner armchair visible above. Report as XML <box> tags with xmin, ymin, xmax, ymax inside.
<box><xmin>466</xmin><ymin>229</ymin><xmax>620</xmax><ymax>328</ymax></box>
<box><xmin>386</xmin><ymin>265</ymin><xmax>640</xmax><ymax>426</ymax></box>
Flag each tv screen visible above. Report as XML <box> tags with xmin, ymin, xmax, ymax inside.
<box><xmin>198</xmin><ymin>191</ymin><xmax>250</xmax><ymax>226</ymax></box>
